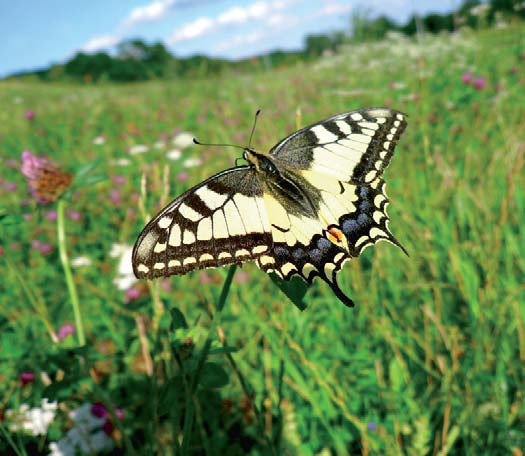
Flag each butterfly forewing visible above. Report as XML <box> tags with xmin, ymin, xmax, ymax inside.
<box><xmin>133</xmin><ymin>167</ymin><xmax>273</xmax><ymax>279</ymax></box>
<box><xmin>269</xmin><ymin>108</ymin><xmax>407</xmax><ymax>184</ymax></box>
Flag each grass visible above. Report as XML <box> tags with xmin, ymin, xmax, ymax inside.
<box><xmin>1</xmin><ymin>24</ymin><xmax>524</xmax><ymax>455</ymax></box>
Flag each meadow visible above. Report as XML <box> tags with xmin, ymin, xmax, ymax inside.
<box><xmin>1</xmin><ymin>24</ymin><xmax>524</xmax><ymax>455</ymax></box>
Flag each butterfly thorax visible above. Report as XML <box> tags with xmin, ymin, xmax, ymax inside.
<box><xmin>243</xmin><ymin>149</ymin><xmax>278</xmax><ymax>176</ymax></box>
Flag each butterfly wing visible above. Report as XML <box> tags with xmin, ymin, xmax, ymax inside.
<box><xmin>269</xmin><ymin>107</ymin><xmax>407</xmax><ymax>183</ymax></box>
<box><xmin>133</xmin><ymin>167</ymin><xmax>273</xmax><ymax>279</ymax></box>
<box><xmin>256</xmin><ymin>108</ymin><xmax>408</xmax><ymax>307</ymax></box>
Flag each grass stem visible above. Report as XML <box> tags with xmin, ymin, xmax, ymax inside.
<box><xmin>57</xmin><ymin>199</ymin><xmax>85</xmax><ymax>345</ymax></box>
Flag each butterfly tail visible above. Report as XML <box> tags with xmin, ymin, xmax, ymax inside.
<box><xmin>323</xmin><ymin>274</ymin><xmax>355</xmax><ymax>308</ymax></box>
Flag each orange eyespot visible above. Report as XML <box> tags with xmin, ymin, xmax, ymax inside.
<box><xmin>328</xmin><ymin>227</ymin><xmax>344</xmax><ymax>243</ymax></box>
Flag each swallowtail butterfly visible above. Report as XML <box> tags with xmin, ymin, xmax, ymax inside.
<box><xmin>132</xmin><ymin>108</ymin><xmax>407</xmax><ymax>307</ymax></box>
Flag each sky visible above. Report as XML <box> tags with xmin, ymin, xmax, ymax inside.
<box><xmin>0</xmin><ymin>0</ymin><xmax>460</xmax><ymax>77</ymax></box>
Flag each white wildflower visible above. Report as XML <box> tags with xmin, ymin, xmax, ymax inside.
<box><xmin>6</xmin><ymin>398</ymin><xmax>57</xmax><ymax>436</ymax></box>
<box><xmin>390</xmin><ymin>81</ymin><xmax>407</xmax><ymax>90</ymax></box>
<box><xmin>172</xmin><ymin>132</ymin><xmax>194</xmax><ymax>149</ymax></box>
<box><xmin>48</xmin><ymin>403</ymin><xmax>113</xmax><ymax>455</ymax></box>
<box><xmin>166</xmin><ymin>148</ymin><xmax>182</xmax><ymax>160</ymax></box>
<box><xmin>470</xmin><ymin>3</ymin><xmax>489</xmax><ymax>16</ymax></box>
<box><xmin>109</xmin><ymin>158</ymin><xmax>131</xmax><ymax>166</ymax></box>
<box><xmin>71</xmin><ymin>256</ymin><xmax>92</xmax><ymax>268</ymax></box>
<box><xmin>183</xmin><ymin>157</ymin><xmax>202</xmax><ymax>168</ymax></box>
<box><xmin>111</xmin><ymin>243</ymin><xmax>136</xmax><ymax>290</ymax></box>
<box><xmin>92</xmin><ymin>136</ymin><xmax>106</xmax><ymax>145</ymax></box>
<box><xmin>128</xmin><ymin>144</ymin><xmax>149</xmax><ymax>155</ymax></box>
<box><xmin>153</xmin><ymin>140</ymin><xmax>166</xmax><ymax>150</ymax></box>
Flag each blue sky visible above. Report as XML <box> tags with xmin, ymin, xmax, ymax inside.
<box><xmin>0</xmin><ymin>0</ymin><xmax>459</xmax><ymax>77</ymax></box>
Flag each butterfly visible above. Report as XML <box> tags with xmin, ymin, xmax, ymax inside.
<box><xmin>132</xmin><ymin>108</ymin><xmax>407</xmax><ymax>307</ymax></box>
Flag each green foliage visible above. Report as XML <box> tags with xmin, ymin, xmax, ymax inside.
<box><xmin>0</xmin><ymin>24</ymin><xmax>524</xmax><ymax>455</ymax></box>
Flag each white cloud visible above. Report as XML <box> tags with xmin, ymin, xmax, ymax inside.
<box><xmin>168</xmin><ymin>17</ymin><xmax>215</xmax><ymax>44</ymax></box>
<box><xmin>319</xmin><ymin>1</ymin><xmax>353</xmax><ymax>16</ymax></box>
<box><xmin>123</xmin><ymin>0</ymin><xmax>176</xmax><ymax>28</ymax></box>
<box><xmin>82</xmin><ymin>35</ymin><xmax>120</xmax><ymax>53</ymax></box>
<box><xmin>167</xmin><ymin>0</ymin><xmax>297</xmax><ymax>45</ymax></box>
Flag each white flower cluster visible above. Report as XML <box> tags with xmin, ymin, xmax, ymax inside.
<box><xmin>110</xmin><ymin>243</ymin><xmax>137</xmax><ymax>291</ymax></box>
<box><xmin>48</xmin><ymin>403</ymin><xmax>113</xmax><ymax>456</ymax></box>
<box><xmin>5</xmin><ymin>398</ymin><xmax>57</xmax><ymax>435</ymax></box>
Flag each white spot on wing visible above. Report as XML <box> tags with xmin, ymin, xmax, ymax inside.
<box><xmin>324</xmin><ymin>263</ymin><xmax>336</xmax><ymax>281</ymax></box>
<box><xmin>311</xmin><ymin>125</ymin><xmax>338</xmax><ymax>143</ymax></box>
<box><xmin>179</xmin><ymin>203</ymin><xmax>201</xmax><ymax>222</ymax></box>
<box><xmin>335</xmin><ymin>120</ymin><xmax>351</xmax><ymax>135</ymax></box>
<box><xmin>197</xmin><ymin>218</ymin><xmax>212</xmax><ymax>241</ymax></box>
<box><xmin>281</xmin><ymin>262</ymin><xmax>297</xmax><ymax>276</ymax></box>
<box><xmin>212</xmin><ymin>210</ymin><xmax>228</xmax><ymax>239</ymax></box>
<box><xmin>233</xmin><ymin>194</ymin><xmax>264</xmax><ymax>233</ymax></box>
<box><xmin>223</xmin><ymin>200</ymin><xmax>245</xmax><ymax>236</ymax></box>
<box><xmin>350</xmin><ymin>113</ymin><xmax>363</xmax><ymax>121</ymax></box>
<box><xmin>153</xmin><ymin>243</ymin><xmax>166</xmax><ymax>253</ymax></box>
<box><xmin>137</xmin><ymin>264</ymin><xmax>149</xmax><ymax>273</ymax></box>
<box><xmin>158</xmin><ymin>216</ymin><xmax>172</xmax><ymax>229</ymax></box>
<box><xmin>253</xmin><ymin>245</ymin><xmax>268</xmax><ymax>254</ymax></box>
<box><xmin>195</xmin><ymin>186</ymin><xmax>228</xmax><ymax>210</ymax></box>
<box><xmin>183</xmin><ymin>230</ymin><xmax>196</xmax><ymax>244</ymax></box>
<box><xmin>168</xmin><ymin>224</ymin><xmax>181</xmax><ymax>247</ymax></box>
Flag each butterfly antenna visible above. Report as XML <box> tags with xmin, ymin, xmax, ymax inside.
<box><xmin>192</xmin><ymin>138</ymin><xmax>245</xmax><ymax>150</ymax></box>
<box><xmin>247</xmin><ymin>109</ymin><xmax>261</xmax><ymax>150</ymax></box>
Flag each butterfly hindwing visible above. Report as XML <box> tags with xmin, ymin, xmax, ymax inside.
<box><xmin>133</xmin><ymin>167</ymin><xmax>273</xmax><ymax>279</ymax></box>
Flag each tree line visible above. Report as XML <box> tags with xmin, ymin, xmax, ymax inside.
<box><xmin>6</xmin><ymin>0</ymin><xmax>523</xmax><ymax>83</ymax></box>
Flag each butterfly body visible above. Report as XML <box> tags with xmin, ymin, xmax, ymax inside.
<box><xmin>133</xmin><ymin>108</ymin><xmax>408</xmax><ymax>307</ymax></box>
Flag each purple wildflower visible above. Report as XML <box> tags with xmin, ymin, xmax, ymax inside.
<box><xmin>235</xmin><ymin>271</ymin><xmax>249</xmax><ymax>284</ymax></box>
<box><xmin>58</xmin><ymin>322</ymin><xmax>75</xmax><ymax>340</ymax></box>
<box><xmin>91</xmin><ymin>402</ymin><xmax>108</xmax><ymax>419</ymax></box>
<box><xmin>6</xmin><ymin>159</ymin><xmax>19</xmax><ymax>168</ymax></box>
<box><xmin>20</xmin><ymin>371</ymin><xmax>36</xmax><ymax>387</ymax></box>
<box><xmin>112</xmin><ymin>175</ymin><xmax>126</xmax><ymax>186</ymax></box>
<box><xmin>5</xmin><ymin>182</ymin><xmax>17</xmax><ymax>191</ymax></box>
<box><xmin>110</xmin><ymin>188</ymin><xmax>122</xmax><ymax>205</ymax></box>
<box><xmin>473</xmin><ymin>76</ymin><xmax>487</xmax><ymax>90</ymax></box>
<box><xmin>45</xmin><ymin>210</ymin><xmax>58</xmax><ymax>221</ymax></box>
<box><xmin>67</xmin><ymin>209</ymin><xmax>81</xmax><ymax>221</ymax></box>
<box><xmin>31</xmin><ymin>239</ymin><xmax>42</xmax><ymax>250</ymax></box>
<box><xmin>177</xmin><ymin>171</ymin><xmax>189</xmax><ymax>182</ymax></box>
<box><xmin>199</xmin><ymin>272</ymin><xmax>213</xmax><ymax>284</ymax></box>
<box><xmin>22</xmin><ymin>213</ymin><xmax>33</xmax><ymax>221</ymax></box>
<box><xmin>461</xmin><ymin>71</ymin><xmax>474</xmax><ymax>84</ymax></box>
<box><xmin>125</xmin><ymin>287</ymin><xmax>141</xmax><ymax>302</ymax></box>
<box><xmin>20</xmin><ymin>150</ymin><xmax>72</xmax><ymax>204</ymax></box>
<box><xmin>367</xmin><ymin>421</ymin><xmax>377</xmax><ymax>431</ymax></box>
<box><xmin>39</xmin><ymin>243</ymin><xmax>53</xmax><ymax>254</ymax></box>
<box><xmin>24</xmin><ymin>110</ymin><xmax>35</xmax><ymax>121</ymax></box>
<box><xmin>102</xmin><ymin>420</ymin><xmax>114</xmax><ymax>435</ymax></box>
<box><xmin>161</xmin><ymin>279</ymin><xmax>171</xmax><ymax>292</ymax></box>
